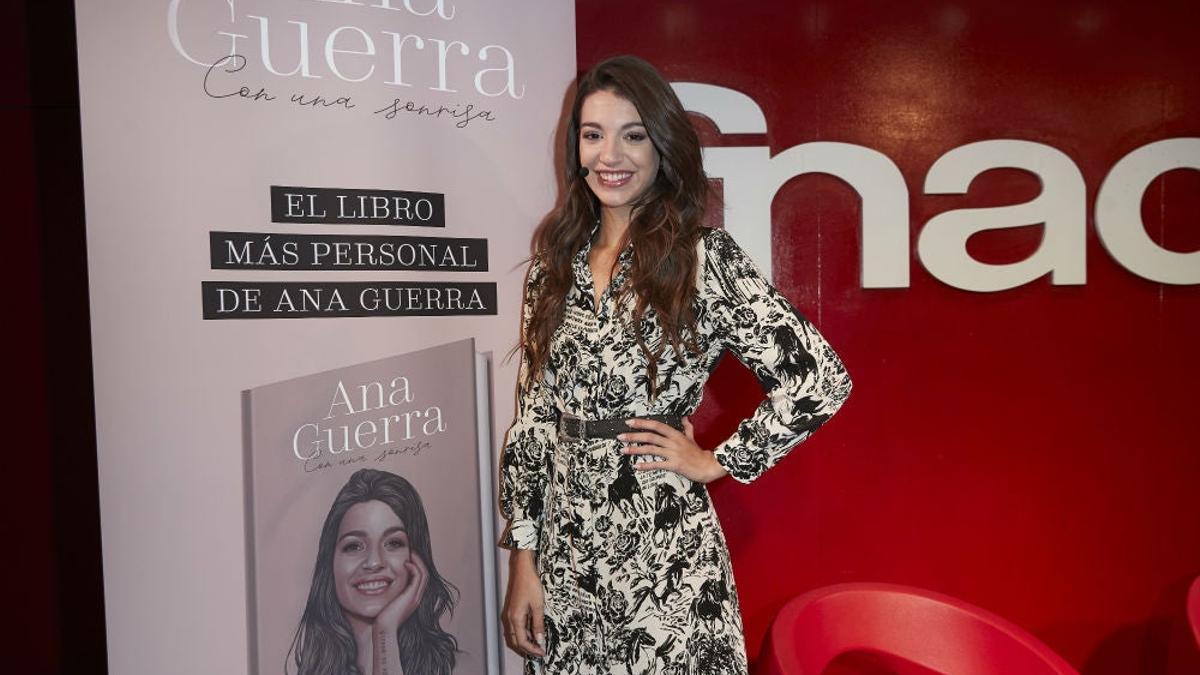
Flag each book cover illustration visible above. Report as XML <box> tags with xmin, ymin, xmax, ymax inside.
<box><xmin>244</xmin><ymin>338</ymin><xmax>497</xmax><ymax>674</ymax></box>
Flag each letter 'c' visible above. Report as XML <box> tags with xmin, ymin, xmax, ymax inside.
<box><xmin>1096</xmin><ymin>137</ymin><xmax>1200</xmax><ymax>285</ymax></box>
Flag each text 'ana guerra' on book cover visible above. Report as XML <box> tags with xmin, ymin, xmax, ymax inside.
<box><xmin>243</xmin><ymin>338</ymin><xmax>499</xmax><ymax>675</ymax></box>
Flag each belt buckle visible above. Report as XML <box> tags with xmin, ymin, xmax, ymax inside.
<box><xmin>558</xmin><ymin>412</ymin><xmax>585</xmax><ymax>443</ymax></box>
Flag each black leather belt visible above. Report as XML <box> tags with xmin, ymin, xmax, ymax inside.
<box><xmin>557</xmin><ymin>410</ymin><xmax>684</xmax><ymax>443</ymax></box>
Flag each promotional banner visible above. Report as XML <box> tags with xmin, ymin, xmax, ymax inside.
<box><xmin>75</xmin><ymin>2</ymin><xmax>574</xmax><ymax>673</ymax></box>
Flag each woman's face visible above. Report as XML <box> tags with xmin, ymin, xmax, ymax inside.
<box><xmin>332</xmin><ymin>499</ymin><xmax>413</xmax><ymax>622</ymax></box>
<box><xmin>578</xmin><ymin>89</ymin><xmax>661</xmax><ymax>223</ymax></box>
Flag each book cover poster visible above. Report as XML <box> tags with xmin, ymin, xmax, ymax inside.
<box><xmin>74</xmin><ymin>1</ymin><xmax>573</xmax><ymax>671</ymax></box>
<box><xmin>244</xmin><ymin>338</ymin><xmax>488</xmax><ymax>674</ymax></box>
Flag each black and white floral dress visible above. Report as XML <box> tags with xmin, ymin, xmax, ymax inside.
<box><xmin>499</xmin><ymin>225</ymin><xmax>852</xmax><ymax>675</ymax></box>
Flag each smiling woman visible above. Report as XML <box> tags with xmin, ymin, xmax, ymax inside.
<box><xmin>288</xmin><ymin>468</ymin><xmax>458</xmax><ymax>675</ymax></box>
<box><xmin>498</xmin><ymin>55</ymin><xmax>852</xmax><ymax>675</ymax></box>
<box><xmin>332</xmin><ymin>501</ymin><xmax>415</xmax><ymax>621</ymax></box>
<box><xmin>578</xmin><ymin>89</ymin><xmax>662</xmax><ymax>228</ymax></box>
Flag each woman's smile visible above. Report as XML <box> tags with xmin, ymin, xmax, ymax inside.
<box><xmin>352</xmin><ymin>576</ymin><xmax>394</xmax><ymax>594</ymax></box>
<box><xmin>596</xmin><ymin>170</ymin><xmax>634</xmax><ymax>187</ymax></box>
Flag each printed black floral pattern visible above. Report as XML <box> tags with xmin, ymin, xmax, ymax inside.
<box><xmin>499</xmin><ymin>226</ymin><xmax>851</xmax><ymax>674</ymax></box>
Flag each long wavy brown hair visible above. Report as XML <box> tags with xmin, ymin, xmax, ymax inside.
<box><xmin>522</xmin><ymin>55</ymin><xmax>711</xmax><ymax>400</ymax></box>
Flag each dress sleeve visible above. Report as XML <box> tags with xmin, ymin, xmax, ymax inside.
<box><xmin>498</xmin><ymin>256</ymin><xmax>557</xmax><ymax>550</ymax></box>
<box><xmin>701</xmin><ymin>228</ymin><xmax>852</xmax><ymax>484</ymax></box>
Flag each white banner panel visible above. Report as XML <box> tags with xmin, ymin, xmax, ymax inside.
<box><xmin>74</xmin><ymin>2</ymin><xmax>575</xmax><ymax>673</ymax></box>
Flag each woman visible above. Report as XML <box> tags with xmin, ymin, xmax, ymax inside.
<box><xmin>288</xmin><ymin>468</ymin><xmax>458</xmax><ymax>675</ymax></box>
<box><xmin>499</xmin><ymin>55</ymin><xmax>852</xmax><ymax>674</ymax></box>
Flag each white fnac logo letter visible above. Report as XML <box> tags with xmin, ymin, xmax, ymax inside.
<box><xmin>673</xmin><ymin>83</ymin><xmax>1199</xmax><ymax>291</ymax></box>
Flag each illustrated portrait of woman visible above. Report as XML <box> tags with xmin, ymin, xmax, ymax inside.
<box><xmin>287</xmin><ymin>468</ymin><xmax>458</xmax><ymax>675</ymax></box>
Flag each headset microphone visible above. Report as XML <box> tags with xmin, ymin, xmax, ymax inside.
<box><xmin>579</xmin><ymin>166</ymin><xmax>590</xmax><ymax>177</ymax></box>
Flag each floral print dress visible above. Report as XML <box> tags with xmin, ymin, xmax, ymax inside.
<box><xmin>499</xmin><ymin>225</ymin><xmax>852</xmax><ymax>675</ymax></box>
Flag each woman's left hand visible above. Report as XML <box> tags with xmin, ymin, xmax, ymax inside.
<box><xmin>376</xmin><ymin>552</ymin><xmax>429</xmax><ymax>633</ymax></box>
<box><xmin>619</xmin><ymin>417</ymin><xmax>728</xmax><ymax>484</ymax></box>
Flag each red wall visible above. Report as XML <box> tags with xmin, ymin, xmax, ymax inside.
<box><xmin>577</xmin><ymin>2</ymin><xmax>1200</xmax><ymax>673</ymax></box>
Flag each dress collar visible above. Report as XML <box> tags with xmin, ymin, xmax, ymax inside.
<box><xmin>571</xmin><ymin>221</ymin><xmax>599</xmax><ymax>293</ymax></box>
<box><xmin>573</xmin><ymin>220</ymin><xmax>635</xmax><ymax>309</ymax></box>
